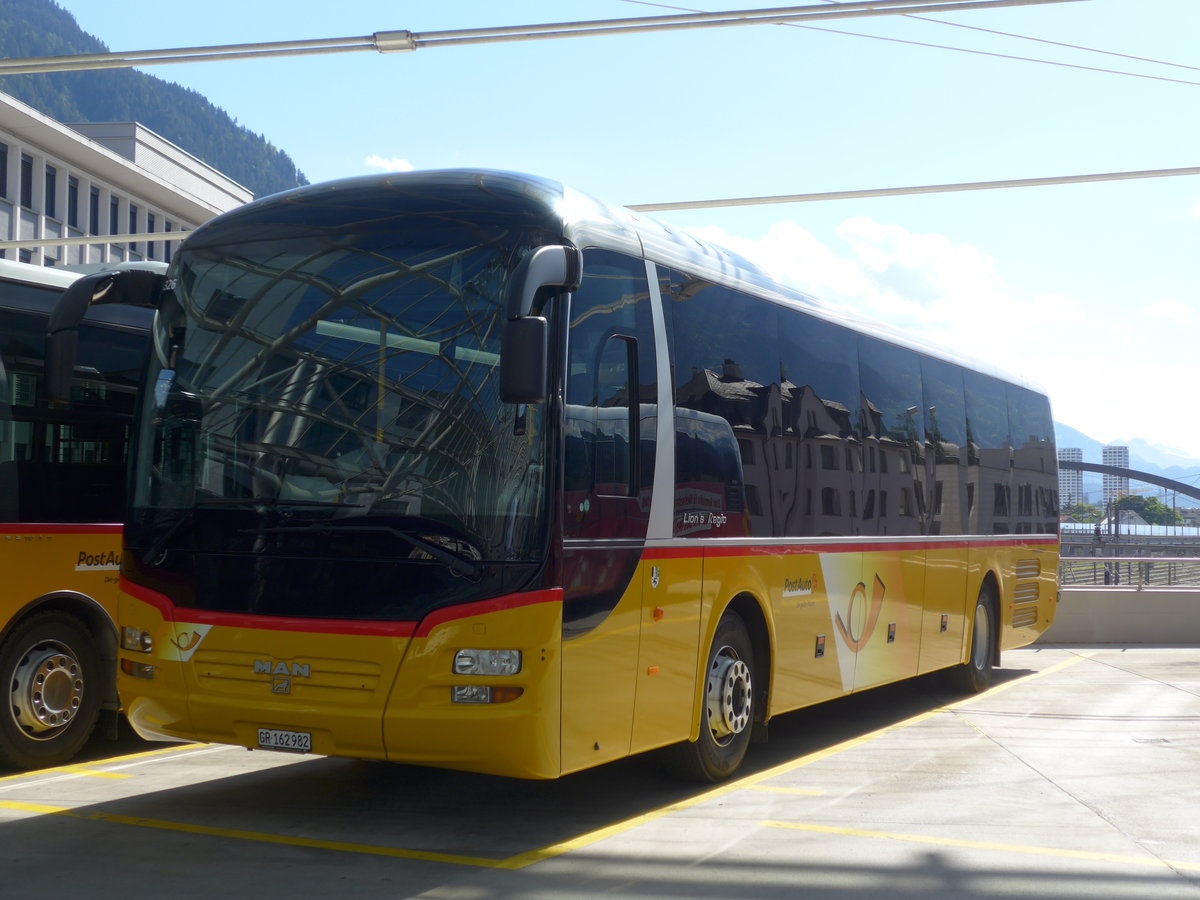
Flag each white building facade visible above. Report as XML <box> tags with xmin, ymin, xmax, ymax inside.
<box><xmin>1057</xmin><ymin>447</ymin><xmax>1084</xmax><ymax>507</ymax></box>
<box><xmin>0</xmin><ymin>90</ymin><xmax>251</xmax><ymax>268</ymax></box>
<box><xmin>1102</xmin><ymin>444</ymin><xmax>1130</xmax><ymax>506</ymax></box>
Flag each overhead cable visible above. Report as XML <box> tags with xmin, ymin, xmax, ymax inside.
<box><xmin>620</xmin><ymin>0</ymin><xmax>1200</xmax><ymax>87</ymax></box>
<box><xmin>626</xmin><ymin>165</ymin><xmax>1200</xmax><ymax>212</ymax></box>
<box><xmin>0</xmin><ymin>0</ymin><xmax>1081</xmax><ymax>76</ymax></box>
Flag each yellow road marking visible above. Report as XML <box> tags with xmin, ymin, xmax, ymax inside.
<box><xmin>0</xmin><ymin>801</ymin><xmax>68</xmax><ymax>815</ymax></box>
<box><xmin>0</xmin><ymin>743</ymin><xmax>207</xmax><ymax>784</ymax></box>
<box><xmin>763</xmin><ymin>820</ymin><xmax>1200</xmax><ymax>873</ymax></box>
<box><xmin>0</xmin><ymin>653</ymin><xmax>1099</xmax><ymax>871</ymax></box>
<box><xmin>0</xmin><ymin>800</ymin><xmax>507</xmax><ymax>868</ymax></box>
<box><xmin>58</xmin><ymin>766</ymin><xmax>132</xmax><ymax>780</ymax></box>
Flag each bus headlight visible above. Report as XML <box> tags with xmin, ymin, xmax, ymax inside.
<box><xmin>453</xmin><ymin>649</ymin><xmax>521</xmax><ymax>676</ymax></box>
<box><xmin>121</xmin><ymin>627</ymin><xmax>153</xmax><ymax>653</ymax></box>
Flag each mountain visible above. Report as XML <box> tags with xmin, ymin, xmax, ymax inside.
<box><xmin>0</xmin><ymin>0</ymin><xmax>306</xmax><ymax>197</ymax></box>
<box><xmin>1055</xmin><ymin>423</ymin><xmax>1200</xmax><ymax>476</ymax></box>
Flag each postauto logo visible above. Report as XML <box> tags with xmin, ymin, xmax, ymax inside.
<box><xmin>75</xmin><ymin>550</ymin><xmax>120</xmax><ymax>571</ymax></box>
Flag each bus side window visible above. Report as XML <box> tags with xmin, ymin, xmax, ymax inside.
<box><xmin>593</xmin><ymin>335</ymin><xmax>638</xmax><ymax>497</ymax></box>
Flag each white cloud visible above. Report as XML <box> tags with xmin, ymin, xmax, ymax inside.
<box><xmin>363</xmin><ymin>155</ymin><xmax>414</xmax><ymax>172</ymax></box>
<box><xmin>1142</xmin><ymin>297</ymin><xmax>1193</xmax><ymax>324</ymax></box>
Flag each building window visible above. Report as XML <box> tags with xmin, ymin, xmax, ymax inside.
<box><xmin>147</xmin><ymin>212</ymin><xmax>156</xmax><ymax>259</ymax></box>
<box><xmin>67</xmin><ymin>176</ymin><xmax>79</xmax><ymax>228</ymax></box>
<box><xmin>89</xmin><ymin>187</ymin><xmax>100</xmax><ymax>234</ymax></box>
<box><xmin>0</xmin><ymin>142</ymin><xmax>8</xmax><ymax>198</ymax></box>
<box><xmin>820</xmin><ymin>444</ymin><xmax>838</xmax><ymax>470</ymax></box>
<box><xmin>128</xmin><ymin>203</ymin><xmax>139</xmax><ymax>254</ymax></box>
<box><xmin>164</xmin><ymin>220</ymin><xmax>173</xmax><ymax>263</ymax></box>
<box><xmin>20</xmin><ymin>154</ymin><xmax>33</xmax><ymax>208</ymax></box>
<box><xmin>109</xmin><ymin>196</ymin><xmax>119</xmax><ymax>234</ymax></box>
<box><xmin>44</xmin><ymin>165</ymin><xmax>57</xmax><ymax>219</ymax></box>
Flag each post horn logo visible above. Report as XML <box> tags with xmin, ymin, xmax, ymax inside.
<box><xmin>834</xmin><ymin>574</ymin><xmax>886</xmax><ymax>653</ymax></box>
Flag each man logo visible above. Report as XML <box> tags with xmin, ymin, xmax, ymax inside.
<box><xmin>253</xmin><ymin>660</ymin><xmax>311</xmax><ymax>678</ymax></box>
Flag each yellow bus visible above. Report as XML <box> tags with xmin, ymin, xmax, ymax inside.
<box><xmin>64</xmin><ymin>171</ymin><xmax>1057</xmax><ymax>781</ymax></box>
<box><xmin>0</xmin><ymin>258</ymin><xmax>151</xmax><ymax>769</ymax></box>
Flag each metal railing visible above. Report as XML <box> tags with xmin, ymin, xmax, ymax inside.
<box><xmin>1059</xmin><ymin>556</ymin><xmax>1200</xmax><ymax>589</ymax></box>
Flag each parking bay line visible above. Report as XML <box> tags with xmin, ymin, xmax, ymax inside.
<box><xmin>0</xmin><ymin>744</ymin><xmax>215</xmax><ymax>792</ymax></box>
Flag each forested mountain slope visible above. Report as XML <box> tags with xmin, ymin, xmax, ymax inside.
<box><xmin>0</xmin><ymin>0</ymin><xmax>306</xmax><ymax>197</ymax></box>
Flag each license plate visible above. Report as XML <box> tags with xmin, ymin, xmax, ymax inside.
<box><xmin>257</xmin><ymin>728</ymin><xmax>312</xmax><ymax>753</ymax></box>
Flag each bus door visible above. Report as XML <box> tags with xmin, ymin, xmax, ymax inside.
<box><xmin>559</xmin><ymin>251</ymin><xmax>662</xmax><ymax>773</ymax></box>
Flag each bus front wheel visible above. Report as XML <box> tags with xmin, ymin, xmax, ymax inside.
<box><xmin>663</xmin><ymin>610</ymin><xmax>755</xmax><ymax>782</ymax></box>
<box><xmin>0</xmin><ymin>612</ymin><xmax>101</xmax><ymax>770</ymax></box>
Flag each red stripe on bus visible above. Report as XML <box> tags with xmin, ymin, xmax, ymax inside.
<box><xmin>119</xmin><ymin>576</ymin><xmax>417</xmax><ymax>636</ymax></box>
<box><xmin>647</xmin><ymin>536</ymin><xmax>1057</xmax><ymax>560</ymax></box>
<box><xmin>120</xmin><ymin>576</ymin><xmax>561</xmax><ymax>639</ymax></box>
<box><xmin>412</xmin><ymin>588</ymin><xmax>562</xmax><ymax>637</ymax></box>
<box><xmin>1</xmin><ymin>523</ymin><xmax>122</xmax><ymax>535</ymax></box>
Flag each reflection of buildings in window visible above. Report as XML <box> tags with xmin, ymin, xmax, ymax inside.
<box><xmin>675</xmin><ymin>342</ymin><xmax>1057</xmax><ymax>539</ymax></box>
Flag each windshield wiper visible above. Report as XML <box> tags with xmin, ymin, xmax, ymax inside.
<box><xmin>239</xmin><ymin>523</ymin><xmax>484</xmax><ymax>579</ymax></box>
<box><xmin>143</xmin><ymin>510</ymin><xmax>193</xmax><ymax>566</ymax></box>
<box><xmin>199</xmin><ymin>498</ymin><xmax>361</xmax><ymax>509</ymax></box>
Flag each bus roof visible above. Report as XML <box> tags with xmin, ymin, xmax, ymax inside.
<box><xmin>203</xmin><ymin>169</ymin><xmax>1047</xmax><ymax>396</ymax></box>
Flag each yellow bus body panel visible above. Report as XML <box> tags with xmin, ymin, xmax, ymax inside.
<box><xmin>1</xmin><ymin>526</ymin><xmax>122</xmax><ymax>621</ymax></box>
<box><xmin>120</xmin><ymin>583</ymin><xmax>565</xmax><ymax>778</ymax></box>
<box><xmin>118</xmin><ymin>536</ymin><xmax>1056</xmax><ymax>779</ymax></box>
<box><xmin>380</xmin><ymin>598</ymin><xmax>563</xmax><ymax>779</ymax></box>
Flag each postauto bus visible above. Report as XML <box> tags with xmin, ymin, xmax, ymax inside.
<box><xmin>52</xmin><ymin>170</ymin><xmax>1058</xmax><ymax>781</ymax></box>
<box><xmin>0</xmin><ymin>258</ymin><xmax>151</xmax><ymax>768</ymax></box>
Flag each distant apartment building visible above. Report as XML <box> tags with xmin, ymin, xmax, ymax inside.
<box><xmin>1102</xmin><ymin>445</ymin><xmax>1130</xmax><ymax>506</ymax></box>
<box><xmin>1057</xmin><ymin>447</ymin><xmax>1084</xmax><ymax>507</ymax></box>
<box><xmin>0</xmin><ymin>90</ymin><xmax>250</xmax><ymax>268</ymax></box>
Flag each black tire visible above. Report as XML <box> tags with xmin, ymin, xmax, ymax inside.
<box><xmin>0</xmin><ymin>612</ymin><xmax>101</xmax><ymax>770</ymax></box>
<box><xmin>947</xmin><ymin>585</ymin><xmax>996</xmax><ymax>694</ymax></box>
<box><xmin>662</xmin><ymin>611</ymin><xmax>755</xmax><ymax>782</ymax></box>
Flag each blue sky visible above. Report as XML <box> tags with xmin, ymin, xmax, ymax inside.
<box><xmin>63</xmin><ymin>0</ymin><xmax>1200</xmax><ymax>456</ymax></box>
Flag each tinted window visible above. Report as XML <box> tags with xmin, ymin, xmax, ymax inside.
<box><xmin>666</xmin><ymin>274</ymin><xmax>776</xmax><ymax>537</ymax></box>
<box><xmin>779</xmin><ymin>311</ymin><xmax>860</xmax><ymax>537</ymax></box>
<box><xmin>963</xmin><ymin>369</ymin><xmax>1012</xmax><ymax>533</ymax></box>
<box><xmin>921</xmin><ymin>356</ymin><xmax>967</xmax><ymax>534</ymax></box>
<box><xmin>563</xmin><ymin>249</ymin><xmax>657</xmax><ymax>539</ymax></box>
<box><xmin>0</xmin><ymin>305</ymin><xmax>146</xmax><ymax>523</ymax></box>
<box><xmin>1008</xmin><ymin>384</ymin><xmax>1057</xmax><ymax>534</ymax></box>
<box><xmin>860</xmin><ymin>337</ymin><xmax>926</xmax><ymax>536</ymax></box>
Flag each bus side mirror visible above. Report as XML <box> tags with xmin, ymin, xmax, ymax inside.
<box><xmin>499</xmin><ymin>245</ymin><xmax>582</xmax><ymax>405</ymax></box>
<box><xmin>499</xmin><ymin>316</ymin><xmax>548</xmax><ymax>404</ymax></box>
<box><xmin>45</xmin><ymin>268</ymin><xmax>165</xmax><ymax>405</ymax></box>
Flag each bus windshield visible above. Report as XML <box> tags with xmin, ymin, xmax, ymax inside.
<box><xmin>129</xmin><ymin>220</ymin><xmax>553</xmax><ymax>620</ymax></box>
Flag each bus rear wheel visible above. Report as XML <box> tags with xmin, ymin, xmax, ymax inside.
<box><xmin>663</xmin><ymin>610</ymin><xmax>755</xmax><ymax>782</ymax></box>
<box><xmin>0</xmin><ymin>612</ymin><xmax>101</xmax><ymax>770</ymax></box>
<box><xmin>947</xmin><ymin>586</ymin><xmax>996</xmax><ymax>694</ymax></box>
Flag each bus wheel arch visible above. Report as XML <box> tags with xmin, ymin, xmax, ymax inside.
<box><xmin>0</xmin><ymin>607</ymin><xmax>106</xmax><ymax>769</ymax></box>
<box><xmin>726</xmin><ymin>593</ymin><xmax>772</xmax><ymax>729</ymax></box>
<box><xmin>662</xmin><ymin>593</ymin><xmax>771</xmax><ymax>782</ymax></box>
<box><xmin>947</xmin><ymin>575</ymin><xmax>1000</xmax><ymax>694</ymax></box>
